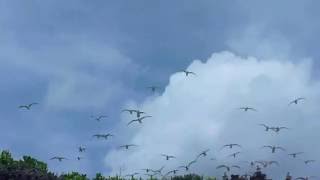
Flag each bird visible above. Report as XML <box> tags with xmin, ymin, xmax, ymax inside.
<box><xmin>119</xmin><ymin>144</ymin><xmax>137</xmax><ymax>150</ymax></box>
<box><xmin>127</xmin><ymin>116</ymin><xmax>152</xmax><ymax>126</ymax></box>
<box><xmin>78</xmin><ymin>146</ymin><xmax>86</xmax><ymax>152</ymax></box>
<box><xmin>152</xmin><ymin>166</ymin><xmax>165</xmax><ymax>174</ymax></box>
<box><xmin>179</xmin><ymin>160</ymin><xmax>197</xmax><ymax>171</ymax></box>
<box><xmin>91</xmin><ymin>115</ymin><xmax>107</xmax><ymax>121</ymax></box>
<box><xmin>147</xmin><ymin>86</ymin><xmax>161</xmax><ymax>93</ymax></box>
<box><xmin>50</xmin><ymin>157</ymin><xmax>67</xmax><ymax>162</ymax></box>
<box><xmin>18</xmin><ymin>103</ymin><xmax>38</xmax><ymax>110</ymax></box>
<box><xmin>258</xmin><ymin>124</ymin><xmax>272</xmax><ymax>131</ymax></box>
<box><xmin>239</xmin><ymin>107</ymin><xmax>257</xmax><ymax>112</ymax></box>
<box><xmin>216</xmin><ymin>165</ymin><xmax>230</xmax><ymax>172</ymax></box>
<box><xmin>270</xmin><ymin>126</ymin><xmax>289</xmax><ymax>133</ymax></box>
<box><xmin>122</xmin><ymin>109</ymin><xmax>137</xmax><ymax>115</ymax></box>
<box><xmin>196</xmin><ymin>149</ymin><xmax>210</xmax><ymax>159</ymax></box>
<box><xmin>262</xmin><ymin>145</ymin><xmax>286</xmax><ymax>153</ymax></box>
<box><xmin>228</xmin><ymin>152</ymin><xmax>241</xmax><ymax>158</ymax></box>
<box><xmin>288</xmin><ymin>152</ymin><xmax>304</xmax><ymax>158</ymax></box>
<box><xmin>161</xmin><ymin>154</ymin><xmax>176</xmax><ymax>160</ymax></box>
<box><xmin>295</xmin><ymin>176</ymin><xmax>318</xmax><ymax>180</ymax></box>
<box><xmin>165</xmin><ymin>169</ymin><xmax>179</xmax><ymax>176</ymax></box>
<box><xmin>76</xmin><ymin>157</ymin><xmax>84</xmax><ymax>161</ymax></box>
<box><xmin>221</xmin><ymin>144</ymin><xmax>242</xmax><ymax>150</ymax></box>
<box><xmin>92</xmin><ymin>134</ymin><xmax>114</xmax><ymax>140</ymax></box>
<box><xmin>141</xmin><ymin>168</ymin><xmax>153</xmax><ymax>173</ymax></box>
<box><xmin>289</xmin><ymin>97</ymin><xmax>305</xmax><ymax>106</ymax></box>
<box><xmin>304</xmin><ymin>160</ymin><xmax>316</xmax><ymax>164</ymax></box>
<box><xmin>231</xmin><ymin>165</ymin><xmax>241</xmax><ymax>170</ymax></box>
<box><xmin>181</xmin><ymin>70</ymin><xmax>196</xmax><ymax>76</ymax></box>
<box><xmin>134</xmin><ymin>110</ymin><xmax>146</xmax><ymax>118</ymax></box>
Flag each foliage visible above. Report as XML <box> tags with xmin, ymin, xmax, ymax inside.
<box><xmin>60</xmin><ymin>171</ymin><xmax>88</xmax><ymax>180</ymax></box>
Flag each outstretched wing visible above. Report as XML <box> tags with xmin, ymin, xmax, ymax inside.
<box><xmin>127</xmin><ymin>120</ymin><xmax>137</xmax><ymax>125</ymax></box>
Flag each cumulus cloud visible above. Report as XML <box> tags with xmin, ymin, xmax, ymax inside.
<box><xmin>105</xmin><ymin>51</ymin><xmax>320</xmax><ymax>178</ymax></box>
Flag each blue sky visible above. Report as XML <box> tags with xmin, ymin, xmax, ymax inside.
<box><xmin>1</xmin><ymin>0</ymin><xmax>320</xmax><ymax>178</ymax></box>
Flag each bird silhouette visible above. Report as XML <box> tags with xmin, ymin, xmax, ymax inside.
<box><xmin>262</xmin><ymin>145</ymin><xmax>286</xmax><ymax>153</ymax></box>
<box><xmin>288</xmin><ymin>152</ymin><xmax>304</xmax><ymax>158</ymax></box>
<box><xmin>127</xmin><ymin>116</ymin><xmax>152</xmax><ymax>126</ymax></box>
<box><xmin>91</xmin><ymin>115</ymin><xmax>107</xmax><ymax>121</ymax></box>
<box><xmin>122</xmin><ymin>109</ymin><xmax>137</xmax><ymax>115</ymax></box>
<box><xmin>179</xmin><ymin>160</ymin><xmax>197</xmax><ymax>171</ymax></box>
<box><xmin>161</xmin><ymin>154</ymin><xmax>176</xmax><ymax>160</ymax></box>
<box><xmin>50</xmin><ymin>157</ymin><xmax>67</xmax><ymax>162</ymax></box>
<box><xmin>78</xmin><ymin>146</ymin><xmax>86</xmax><ymax>152</ymax></box>
<box><xmin>119</xmin><ymin>144</ymin><xmax>137</xmax><ymax>150</ymax></box>
<box><xmin>18</xmin><ymin>103</ymin><xmax>38</xmax><ymax>110</ymax></box>
<box><xmin>92</xmin><ymin>134</ymin><xmax>114</xmax><ymax>140</ymax></box>
<box><xmin>289</xmin><ymin>97</ymin><xmax>305</xmax><ymax>106</ymax></box>
<box><xmin>165</xmin><ymin>169</ymin><xmax>179</xmax><ymax>176</ymax></box>
<box><xmin>181</xmin><ymin>70</ymin><xmax>196</xmax><ymax>76</ymax></box>
<box><xmin>228</xmin><ymin>152</ymin><xmax>241</xmax><ymax>158</ymax></box>
<box><xmin>134</xmin><ymin>110</ymin><xmax>146</xmax><ymax>118</ymax></box>
<box><xmin>221</xmin><ymin>144</ymin><xmax>242</xmax><ymax>150</ymax></box>
<box><xmin>216</xmin><ymin>165</ymin><xmax>230</xmax><ymax>172</ymax></box>
<box><xmin>196</xmin><ymin>149</ymin><xmax>210</xmax><ymax>159</ymax></box>
<box><xmin>239</xmin><ymin>107</ymin><xmax>257</xmax><ymax>112</ymax></box>
<box><xmin>258</xmin><ymin>124</ymin><xmax>272</xmax><ymax>131</ymax></box>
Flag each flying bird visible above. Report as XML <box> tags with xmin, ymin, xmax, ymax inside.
<box><xmin>196</xmin><ymin>149</ymin><xmax>210</xmax><ymax>159</ymax></box>
<box><xmin>165</xmin><ymin>169</ymin><xmax>179</xmax><ymax>176</ymax></box>
<box><xmin>50</xmin><ymin>157</ymin><xmax>67</xmax><ymax>162</ymax></box>
<box><xmin>216</xmin><ymin>165</ymin><xmax>230</xmax><ymax>172</ymax></box>
<box><xmin>288</xmin><ymin>152</ymin><xmax>304</xmax><ymax>158</ymax></box>
<box><xmin>127</xmin><ymin>116</ymin><xmax>152</xmax><ymax>126</ymax></box>
<box><xmin>134</xmin><ymin>110</ymin><xmax>146</xmax><ymax>118</ymax></box>
<box><xmin>181</xmin><ymin>70</ymin><xmax>196</xmax><ymax>76</ymax></box>
<box><xmin>262</xmin><ymin>146</ymin><xmax>286</xmax><ymax>153</ymax></box>
<box><xmin>119</xmin><ymin>144</ymin><xmax>137</xmax><ymax>150</ymax></box>
<box><xmin>152</xmin><ymin>166</ymin><xmax>165</xmax><ymax>174</ymax></box>
<box><xmin>289</xmin><ymin>97</ymin><xmax>306</xmax><ymax>106</ymax></box>
<box><xmin>91</xmin><ymin>115</ymin><xmax>107</xmax><ymax>121</ymax></box>
<box><xmin>221</xmin><ymin>144</ymin><xmax>242</xmax><ymax>150</ymax></box>
<box><xmin>179</xmin><ymin>160</ymin><xmax>197</xmax><ymax>171</ymax></box>
<box><xmin>239</xmin><ymin>107</ymin><xmax>257</xmax><ymax>112</ymax></box>
<box><xmin>78</xmin><ymin>146</ymin><xmax>86</xmax><ymax>152</ymax></box>
<box><xmin>228</xmin><ymin>152</ymin><xmax>241</xmax><ymax>158</ymax></box>
<box><xmin>122</xmin><ymin>109</ymin><xmax>137</xmax><ymax>115</ymax></box>
<box><xmin>92</xmin><ymin>134</ymin><xmax>114</xmax><ymax>140</ymax></box>
<box><xmin>18</xmin><ymin>103</ymin><xmax>38</xmax><ymax>110</ymax></box>
<box><xmin>161</xmin><ymin>154</ymin><xmax>176</xmax><ymax>160</ymax></box>
<box><xmin>258</xmin><ymin>124</ymin><xmax>272</xmax><ymax>131</ymax></box>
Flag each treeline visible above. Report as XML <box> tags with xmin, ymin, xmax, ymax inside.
<box><xmin>0</xmin><ymin>150</ymin><xmax>218</xmax><ymax>180</ymax></box>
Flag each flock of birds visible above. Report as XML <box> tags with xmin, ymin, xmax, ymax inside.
<box><xmin>17</xmin><ymin>70</ymin><xmax>317</xmax><ymax>180</ymax></box>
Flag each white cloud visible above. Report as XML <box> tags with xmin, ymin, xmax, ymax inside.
<box><xmin>105</xmin><ymin>51</ymin><xmax>320</xmax><ymax>179</ymax></box>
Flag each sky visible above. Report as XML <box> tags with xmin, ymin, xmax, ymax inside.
<box><xmin>0</xmin><ymin>0</ymin><xmax>320</xmax><ymax>179</ymax></box>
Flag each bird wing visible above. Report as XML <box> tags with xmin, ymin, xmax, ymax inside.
<box><xmin>127</xmin><ymin>120</ymin><xmax>137</xmax><ymax>125</ymax></box>
<box><xmin>276</xmin><ymin>147</ymin><xmax>286</xmax><ymax>151</ymax></box>
<box><xmin>187</xmin><ymin>160</ymin><xmax>197</xmax><ymax>167</ymax></box>
<box><xmin>141</xmin><ymin>116</ymin><xmax>152</xmax><ymax>120</ymax></box>
<box><xmin>216</xmin><ymin>165</ymin><xmax>229</xmax><ymax>170</ymax></box>
<box><xmin>262</xmin><ymin>145</ymin><xmax>273</xmax><ymax>149</ymax></box>
<box><xmin>231</xmin><ymin>165</ymin><xmax>241</xmax><ymax>169</ymax></box>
